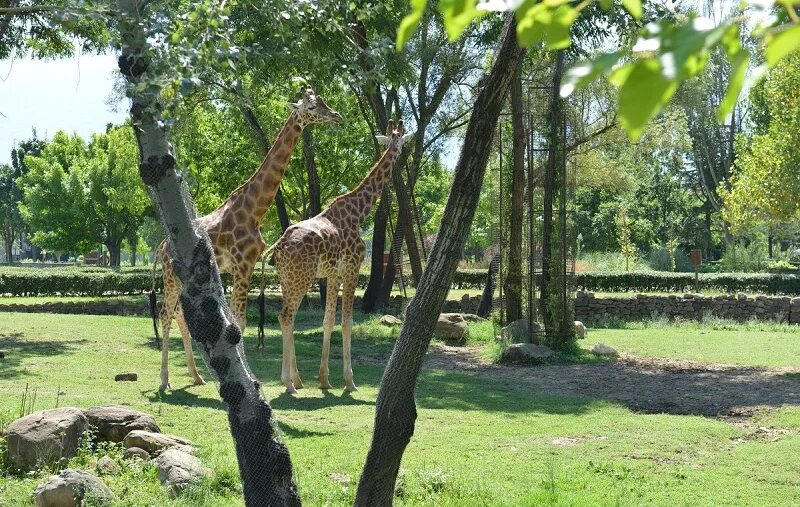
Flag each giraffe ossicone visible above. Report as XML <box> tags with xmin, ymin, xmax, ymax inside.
<box><xmin>152</xmin><ymin>87</ymin><xmax>342</xmax><ymax>392</ymax></box>
<box><xmin>270</xmin><ymin>120</ymin><xmax>412</xmax><ymax>394</ymax></box>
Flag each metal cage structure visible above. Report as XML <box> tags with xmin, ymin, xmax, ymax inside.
<box><xmin>491</xmin><ymin>53</ymin><xmax>576</xmax><ymax>345</ymax></box>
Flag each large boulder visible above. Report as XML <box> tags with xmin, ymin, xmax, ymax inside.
<box><xmin>574</xmin><ymin>321</ymin><xmax>587</xmax><ymax>339</ymax></box>
<box><xmin>5</xmin><ymin>408</ymin><xmax>87</xmax><ymax>471</ymax></box>
<box><xmin>435</xmin><ymin>313</ymin><xmax>469</xmax><ymax>343</ymax></box>
<box><xmin>123</xmin><ymin>430</ymin><xmax>192</xmax><ymax>455</ymax></box>
<box><xmin>500</xmin><ymin>343</ymin><xmax>554</xmax><ymax>364</ymax></box>
<box><xmin>501</xmin><ymin>319</ymin><xmax>541</xmax><ymax>342</ymax></box>
<box><xmin>34</xmin><ymin>469</ymin><xmax>114</xmax><ymax>507</ymax></box>
<box><xmin>591</xmin><ymin>343</ymin><xmax>618</xmax><ymax>356</ymax></box>
<box><xmin>82</xmin><ymin>406</ymin><xmax>160</xmax><ymax>443</ymax></box>
<box><xmin>153</xmin><ymin>448</ymin><xmax>208</xmax><ymax>495</ymax></box>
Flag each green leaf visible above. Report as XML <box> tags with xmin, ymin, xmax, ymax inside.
<box><xmin>560</xmin><ymin>51</ymin><xmax>623</xmax><ymax>97</ymax></box>
<box><xmin>717</xmin><ymin>49</ymin><xmax>750</xmax><ymax>122</ymax></box>
<box><xmin>765</xmin><ymin>24</ymin><xmax>800</xmax><ymax>67</ymax></box>
<box><xmin>516</xmin><ymin>1</ymin><xmax>547</xmax><ymax>47</ymax></box>
<box><xmin>545</xmin><ymin>5</ymin><xmax>577</xmax><ymax>49</ymax></box>
<box><xmin>621</xmin><ymin>0</ymin><xmax>641</xmax><ymax>19</ymax></box>
<box><xmin>439</xmin><ymin>0</ymin><xmax>481</xmax><ymax>41</ymax></box>
<box><xmin>598</xmin><ymin>0</ymin><xmax>612</xmax><ymax>10</ymax></box>
<box><xmin>610</xmin><ymin>59</ymin><xmax>678</xmax><ymax>140</ymax></box>
<box><xmin>396</xmin><ymin>0</ymin><xmax>428</xmax><ymax>50</ymax></box>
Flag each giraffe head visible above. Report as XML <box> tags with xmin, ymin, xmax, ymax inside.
<box><xmin>375</xmin><ymin>120</ymin><xmax>413</xmax><ymax>153</ymax></box>
<box><xmin>287</xmin><ymin>87</ymin><xmax>343</xmax><ymax>126</ymax></box>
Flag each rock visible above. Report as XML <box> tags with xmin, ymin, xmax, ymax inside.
<box><xmin>153</xmin><ymin>448</ymin><xmax>207</xmax><ymax>495</ymax></box>
<box><xmin>114</xmin><ymin>372</ymin><xmax>137</xmax><ymax>382</ymax></box>
<box><xmin>83</xmin><ymin>406</ymin><xmax>160</xmax><ymax>443</ymax></box>
<box><xmin>96</xmin><ymin>456</ymin><xmax>121</xmax><ymax>476</ymax></box>
<box><xmin>379</xmin><ymin>315</ymin><xmax>402</xmax><ymax>326</ymax></box>
<box><xmin>501</xmin><ymin>318</ymin><xmax>541</xmax><ymax>342</ymax></box>
<box><xmin>0</xmin><ymin>349</ymin><xmax>6</xmax><ymax>358</ymax></box>
<box><xmin>34</xmin><ymin>469</ymin><xmax>114</xmax><ymax>507</ymax></box>
<box><xmin>123</xmin><ymin>430</ymin><xmax>192</xmax><ymax>455</ymax></box>
<box><xmin>591</xmin><ymin>343</ymin><xmax>618</xmax><ymax>356</ymax></box>
<box><xmin>574</xmin><ymin>321</ymin><xmax>587</xmax><ymax>339</ymax></box>
<box><xmin>737</xmin><ymin>292</ymin><xmax>748</xmax><ymax>301</ymax></box>
<box><xmin>500</xmin><ymin>343</ymin><xmax>554</xmax><ymax>364</ymax></box>
<box><xmin>6</xmin><ymin>408</ymin><xmax>87</xmax><ymax>471</ymax></box>
<box><xmin>434</xmin><ymin>313</ymin><xmax>469</xmax><ymax>343</ymax></box>
<box><xmin>122</xmin><ymin>446</ymin><xmax>150</xmax><ymax>461</ymax></box>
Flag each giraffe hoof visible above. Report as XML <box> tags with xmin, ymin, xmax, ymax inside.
<box><xmin>193</xmin><ymin>377</ymin><xmax>206</xmax><ymax>386</ymax></box>
<box><xmin>344</xmin><ymin>383</ymin><xmax>358</xmax><ymax>393</ymax></box>
<box><xmin>320</xmin><ymin>382</ymin><xmax>332</xmax><ymax>390</ymax></box>
<box><xmin>159</xmin><ymin>383</ymin><xmax>171</xmax><ymax>392</ymax></box>
<box><xmin>284</xmin><ymin>385</ymin><xmax>298</xmax><ymax>395</ymax></box>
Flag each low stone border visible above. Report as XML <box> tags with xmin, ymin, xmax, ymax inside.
<box><xmin>575</xmin><ymin>291</ymin><xmax>800</xmax><ymax>325</ymax></box>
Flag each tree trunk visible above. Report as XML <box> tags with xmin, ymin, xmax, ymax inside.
<box><xmin>390</xmin><ymin>155</ymin><xmax>423</xmax><ymax>286</ymax></box>
<box><xmin>362</xmin><ymin>186</ymin><xmax>391</xmax><ymax>313</ymax></box>
<box><xmin>240</xmin><ymin>105</ymin><xmax>291</xmax><ymax>232</ymax></box>
<box><xmin>477</xmin><ymin>253</ymin><xmax>500</xmax><ymax>318</ymax></box>
<box><xmin>354</xmin><ymin>15</ymin><xmax>524</xmax><ymax>505</ymax></box>
<box><xmin>504</xmin><ymin>62</ymin><xmax>525</xmax><ymax>323</ymax></box>
<box><xmin>107</xmin><ymin>241</ymin><xmax>122</xmax><ymax>268</ymax></box>
<box><xmin>116</xmin><ymin>2</ymin><xmax>299</xmax><ymax>504</ymax></box>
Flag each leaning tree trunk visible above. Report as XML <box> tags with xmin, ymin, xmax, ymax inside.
<box><xmin>504</xmin><ymin>61</ymin><xmax>526</xmax><ymax>323</ymax></box>
<box><xmin>354</xmin><ymin>15</ymin><xmax>525</xmax><ymax>505</ymax></box>
<box><xmin>303</xmin><ymin>126</ymin><xmax>327</xmax><ymax>305</ymax></box>
<box><xmin>362</xmin><ymin>186</ymin><xmax>391</xmax><ymax>313</ymax></box>
<box><xmin>115</xmin><ymin>2</ymin><xmax>299</xmax><ymax>505</ymax></box>
<box><xmin>476</xmin><ymin>252</ymin><xmax>500</xmax><ymax>318</ymax></box>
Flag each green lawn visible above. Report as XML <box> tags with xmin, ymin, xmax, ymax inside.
<box><xmin>584</xmin><ymin>319</ymin><xmax>800</xmax><ymax>368</ymax></box>
<box><xmin>1</xmin><ymin>313</ymin><xmax>800</xmax><ymax>505</ymax></box>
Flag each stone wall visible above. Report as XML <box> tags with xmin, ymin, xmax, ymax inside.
<box><xmin>575</xmin><ymin>291</ymin><xmax>800</xmax><ymax>325</ymax></box>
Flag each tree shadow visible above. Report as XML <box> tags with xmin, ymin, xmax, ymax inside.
<box><xmin>0</xmin><ymin>333</ymin><xmax>88</xmax><ymax>380</ymax></box>
<box><xmin>143</xmin><ymin>386</ymin><xmax>226</xmax><ymax>411</ymax></box>
<box><xmin>270</xmin><ymin>389</ymin><xmax>374</xmax><ymax>411</ymax></box>
<box><xmin>276</xmin><ymin>420</ymin><xmax>335</xmax><ymax>439</ymax></box>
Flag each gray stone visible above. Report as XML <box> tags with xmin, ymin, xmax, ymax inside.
<box><xmin>379</xmin><ymin>315</ymin><xmax>402</xmax><ymax>326</ymax></box>
<box><xmin>459</xmin><ymin>313</ymin><xmax>486</xmax><ymax>322</ymax></box>
<box><xmin>6</xmin><ymin>408</ymin><xmax>87</xmax><ymax>471</ymax></box>
<box><xmin>591</xmin><ymin>343</ymin><xmax>618</xmax><ymax>356</ymax></box>
<box><xmin>0</xmin><ymin>349</ymin><xmax>6</xmax><ymax>358</ymax></box>
<box><xmin>34</xmin><ymin>469</ymin><xmax>114</xmax><ymax>507</ymax></box>
<box><xmin>153</xmin><ymin>448</ymin><xmax>208</xmax><ymax>495</ymax></box>
<box><xmin>574</xmin><ymin>321</ymin><xmax>587</xmax><ymax>339</ymax></box>
<box><xmin>114</xmin><ymin>372</ymin><xmax>137</xmax><ymax>382</ymax></box>
<box><xmin>123</xmin><ymin>430</ymin><xmax>192</xmax><ymax>455</ymax></box>
<box><xmin>500</xmin><ymin>343</ymin><xmax>554</xmax><ymax>364</ymax></box>
<box><xmin>82</xmin><ymin>406</ymin><xmax>160</xmax><ymax>443</ymax></box>
<box><xmin>501</xmin><ymin>318</ymin><xmax>541</xmax><ymax>342</ymax></box>
<box><xmin>737</xmin><ymin>292</ymin><xmax>748</xmax><ymax>301</ymax></box>
<box><xmin>122</xmin><ymin>446</ymin><xmax>150</xmax><ymax>461</ymax></box>
<box><xmin>434</xmin><ymin>313</ymin><xmax>469</xmax><ymax>343</ymax></box>
<box><xmin>95</xmin><ymin>456</ymin><xmax>121</xmax><ymax>476</ymax></box>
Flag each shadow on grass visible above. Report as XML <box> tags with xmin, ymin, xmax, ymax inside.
<box><xmin>277</xmin><ymin>420</ymin><xmax>335</xmax><ymax>439</ymax></box>
<box><xmin>0</xmin><ymin>333</ymin><xmax>88</xmax><ymax>380</ymax></box>
<box><xmin>270</xmin><ymin>390</ymin><xmax>374</xmax><ymax>411</ymax></box>
<box><xmin>144</xmin><ymin>386</ymin><xmax>226</xmax><ymax>410</ymax></box>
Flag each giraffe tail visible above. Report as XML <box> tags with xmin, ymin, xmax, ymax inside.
<box><xmin>149</xmin><ymin>243</ymin><xmax>164</xmax><ymax>347</ymax></box>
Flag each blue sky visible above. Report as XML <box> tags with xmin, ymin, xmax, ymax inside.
<box><xmin>0</xmin><ymin>52</ymin><xmax>126</xmax><ymax>165</ymax></box>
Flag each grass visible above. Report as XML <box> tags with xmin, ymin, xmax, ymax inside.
<box><xmin>584</xmin><ymin>316</ymin><xmax>800</xmax><ymax>368</ymax></box>
<box><xmin>1</xmin><ymin>312</ymin><xmax>800</xmax><ymax>505</ymax></box>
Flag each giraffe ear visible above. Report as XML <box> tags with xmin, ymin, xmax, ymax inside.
<box><xmin>402</xmin><ymin>132</ymin><xmax>414</xmax><ymax>143</ymax></box>
<box><xmin>375</xmin><ymin>135</ymin><xmax>390</xmax><ymax>146</ymax></box>
<box><xmin>286</xmin><ymin>102</ymin><xmax>301</xmax><ymax>111</ymax></box>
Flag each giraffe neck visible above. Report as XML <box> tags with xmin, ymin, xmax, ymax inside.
<box><xmin>227</xmin><ymin>112</ymin><xmax>304</xmax><ymax>222</ymax></box>
<box><xmin>324</xmin><ymin>145</ymin><xmax>400</xmax><ymax>225</ymax></box>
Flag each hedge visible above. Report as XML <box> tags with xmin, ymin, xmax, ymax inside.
<box><xmin>2</xmin><ymin>266</ymin><xmax>800</xmax><ymax>296</ymax></box>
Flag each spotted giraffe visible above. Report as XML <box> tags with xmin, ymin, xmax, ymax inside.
<box><xmin>154</xmin><ymin>87</ymin><xmax>342</xmax><ymax>391</ymax></box>
<box><xmin>267</xmin><ymin>120</ymin><xmax>413</xmax><ymax>393</ymax></box>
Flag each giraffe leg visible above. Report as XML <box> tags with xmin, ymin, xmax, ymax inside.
<box><xmin>175</xmin><ymin>305</ymin><xmax>205</xmax><ymax>386</ymax></box>
<box><xmin>320</xmin><ymin>276</ymin><xmax>340</xmax><ymax>390</ymax></box>
<box><xmin>341</xmin><ymin>270</ymin><xmax>359</xmax><ymax>393</ymax></box>
<box><xmin>159</xmin><ymin>267</ymin><xmax>180</xmax><ymax>392</ymax></box>
<box><xmin>230</xmin><ymin>266</ymin><xmax>256</xmax><ymax>378</ymax></box>
<box><xmin>279</xmin><ymin>294</ymin><xmax>304</xmax><ymax>394</ymax></box>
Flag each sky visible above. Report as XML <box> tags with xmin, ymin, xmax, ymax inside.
<box><xmin>0</xmin><ymin>51</ymin><xmax>126</xmax><ymax>165</ymax></box>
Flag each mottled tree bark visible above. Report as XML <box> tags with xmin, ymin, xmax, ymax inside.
<box><xmin>354</xmin><ymin>15</ymin><xmax>525</xmax><ymax>505</ymax></box>
<box><xmin>116</xmin><ymin>2</ymin><xmax>299</xmax><ymax>504</ymax></box>
<box><xmin>504</xmin><ymin>62</ymin><xmax>525</xmax><ymax>322</ymax></box>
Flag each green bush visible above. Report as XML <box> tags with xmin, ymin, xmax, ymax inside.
<box><xmin>576</xmin><ymin>271</ymin><xmax>800</xmax><ymax>294</ymax></box>
<box><xmin>719</xmin><ymin>242</ymin><xmax>769</xmax><ymax>272</ymax></box>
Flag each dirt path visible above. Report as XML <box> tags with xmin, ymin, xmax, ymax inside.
<box><xmin>416</xmin><ymin>345</ymin><xmax>800</xmax><ymax>418</ymax></box>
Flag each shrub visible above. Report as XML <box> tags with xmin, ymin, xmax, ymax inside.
<box><xmin>719</xmin><ymin>242</ymin><xmax>769</xmax><ymax>272</ymax></box>
<box><xmin>575</xmin><ymin>271</ymin><xmax>800</xmax><ymax>294</ymax></box>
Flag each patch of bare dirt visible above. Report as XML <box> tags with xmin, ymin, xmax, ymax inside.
<box><xmin>375</xmin><ymin>344</ymin><xmax>800</xmax><ymax>418</ymax></box>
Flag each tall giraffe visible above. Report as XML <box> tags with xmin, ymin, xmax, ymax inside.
<box><xmin>268</xmin><ymin>120</ymin><xmax>412</xmax><ymax>393</ymax></box>
<box><xmin>155</xmin><ymin>87</ymin><xmax>342</xmax><ymax>391</ymax></box>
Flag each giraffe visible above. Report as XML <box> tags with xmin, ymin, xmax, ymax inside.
<box><xmin>154</xmin><ymin>87</ymin><xmax>342</xmax><ymax>391</ymax></box>
<box><xmin>267</xmin><ymin>120</ymin><xmax>412</xmax><ymax>393</ymax></box>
